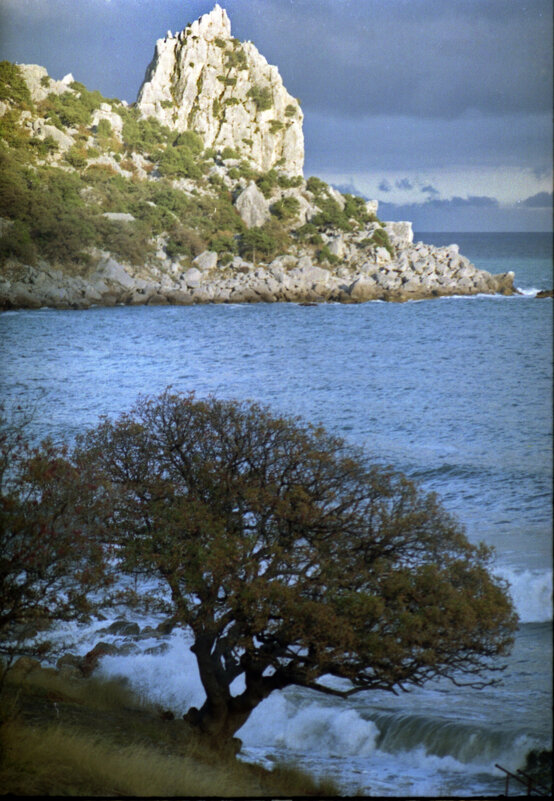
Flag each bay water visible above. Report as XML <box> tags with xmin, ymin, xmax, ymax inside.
<box><xmin>0</xmin><ymin>231</ymin><xmax>552</xmax><ymax>795</ymax></box>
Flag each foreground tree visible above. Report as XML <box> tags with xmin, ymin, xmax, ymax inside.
<box><xmin>76</xmin><ymin>390</ymin><xmax>518</xmax><ymax>744</ymax></box>
<box><xmin>0</xmin><ymin>408</ymin><xmax>112</xmax><ymax>685</ymax></box>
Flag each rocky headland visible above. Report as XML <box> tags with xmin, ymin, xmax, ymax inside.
<box><xmin>0</xmin><ymin>5</ymin><xmax>516</xmax><ymax>309</ymax></box>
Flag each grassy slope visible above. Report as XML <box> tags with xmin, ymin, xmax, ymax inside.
<box><xmin>0</xmin><ymin>663</ymin><xmax>339</xmax><ymax>797</ymax></box>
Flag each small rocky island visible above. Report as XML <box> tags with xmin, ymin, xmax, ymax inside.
<box><xmin>0</xmin><ymin>4</ymin><xmax>515</xmax><ymax>309</ymax></box>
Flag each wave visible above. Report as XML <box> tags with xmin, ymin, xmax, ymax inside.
<box><xmin>240</xmin><ymin>692</ymin><xmax>379</xmax><ymax>757</ymax></box>
<box><xmin>515</xmin><ymin>287</ymin><xmax>545</xmax><ymax>297</ymax></box>
<box><xmin>98</xmin><ymin>628</ymin><xmax>205</xmax><ymax>714</ymax></box>
<box><xmin>371</xmin><ymin>709</ymin><xmax>540</xmax><ymax>768</ymax></box>
<box><xmin>239</xmin><ymin>695</ymin><xmax>543</xmax><ymax>774</ymax></box>
<box><xmin>495</xmin><ymin>567</ymin><xmax>553</xmax><ymax>622</ymax></box>
<box><xmin>411</xmin><ymin>462</ymin><xmax>487</xmax><ymax>481</ymax></box>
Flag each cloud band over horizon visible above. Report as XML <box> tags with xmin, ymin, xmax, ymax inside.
<box><xmin>0</xmin><ymin>0</ymin><xmax>551</xmax><ymax>230</ymax></box>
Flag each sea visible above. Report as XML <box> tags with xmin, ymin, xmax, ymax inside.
<box><xmin>0</xmin><ymin>231</ymin><xmax>552</xmax><ymax>797</ymax></box>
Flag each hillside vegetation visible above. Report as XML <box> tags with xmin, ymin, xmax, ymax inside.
<box><xmin>0</xmin><ymin>660</ymin><xmax>339</xmax><ymax>796</ymax></box>
<box><xmin>0</xmin><ymin>61</ymin><xmax>383</xmax><ymax>275</ymax></box>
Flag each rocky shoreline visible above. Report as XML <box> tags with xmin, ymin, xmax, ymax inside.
<box><xmin>0</xmin><ymin>231</ymin><xmax>517</xmax><ymax>311</ymax></box>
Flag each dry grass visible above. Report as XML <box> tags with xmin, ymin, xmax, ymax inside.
<box><xmin>1</xmin><ymin>721</ymin><xmax>253</xmax><ymax>796</ymax></box>
<box><xmin>0</xmin><ymin>665</ymin><xmax>340</xmax><ymax>797</ymax></box>
<box><xmin>7</xmin><ymin>663</ymin><xmax>150</xmax><ymax>711</ymax></box>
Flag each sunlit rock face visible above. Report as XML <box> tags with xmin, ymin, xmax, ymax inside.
<box><xmin>136</xmin><ymin>4</ymin><xmax>304</xmax><ymax>174</ymax></box>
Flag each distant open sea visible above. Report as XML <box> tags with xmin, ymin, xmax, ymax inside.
<box><xmin>1</xmin><ymin>231</ymin><xmax>552</xmax><ymax>796</ymax></box>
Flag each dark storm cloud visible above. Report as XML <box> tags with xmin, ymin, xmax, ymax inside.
<box><xmin>521</xmin><ymin>191</ymin><xmax>553</xmax><ymax>207</ymax></box>
<box><xmin>303</xmin><ymin>109</ymin><xmax>551</xmax><ymax>173</ymax></box>
<box><xmin>421</xmin><ymin>185</ymin><xmax>440</xmax><ymax>197</ymax></box>
<box><xmin>0</xmin><ymin>0</ymin><xmax>215</xmax><ymax>102</ymax></box>
<box><xmin>238</xmin><ymin>0</ymin><xmax>552</xmax><ymax>120</ymax></box>
<box><xmin>378</xmin><ymin>197</ymin><xmax>551</xmax><ymax>232</ymax></box>
<box><xmin>395</xmin><ymin>178</ymin><xmax>413</xmax><ymax>191</ymax></box>
<box><xmin>2</xmin><ymin>0</ymin><xmax>548</xmax><ymax>120</ymax></box>
<box><xmin>0</xmin><ymin>0</ymin><xmax>551</xmax><ymax>229</ymax></box>
<box><xmin>429</xmin><ymin>195</ymin><xmax>499</xmax><ymax>209</ymax></box>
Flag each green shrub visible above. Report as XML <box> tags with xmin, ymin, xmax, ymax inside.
<box><xmin>294</xmin><ymin>223</ymin><xmax>322</xmax><ymax>245</ymax></box>
<box><xmin>173</xmin><ymin>131</ymin><xmax>203</xmax><ymax>153</ymax></box>
<box><xmin>256</xmin><ymin>169</ymin><xmax>278</xmax><ymax>197</ymax></box>
<box><xmin>343</xmin><ymin>193</ymin><xmax>370</xmax><ymax>224</ymax></box>
<box><xmin>270</xmin><ymin>195</ymin><xmax>300</xmax><ymax>221</ymax></box>
<box><xmin>64</xmin><ymin>146</ymin><xmax>88</xmax><ymax>170</ymax></box>
<box><xmin>221</xmin><ymin>146</ymin><xmax>240</xmax><ymax>160</ymax></box>
<box><xmin>236</xmin><ymin>160</ymin><xmax>257</xmax><ymax>180</ymax></box>
<box><xmin>0</xmin><ymin>109</ymin><xmax>32</xmax><ymax>151</ymax></box>
<box><xmin>370</xmin><ymin>226</ymin><xmax>394</xmax><ymax>256</ymax></box>
<box><xmin>226</xmin><ymin>50</ymin><xmax>248</xmax><ymax>70</ymax></box>
<box><xmin>316</xmin><ymin>244</ymin><xmax>339</xmax><ymax>265</ymax></box>
<box><xmin>96</xmin><ymin>119</ymin><xmax>112</xmax><ymax>138</ymax></box>
<box><xmin>218</xmin><ymin>251</ymin><xmax>234</xmax><ymax>266</ymax></box>
<box><xmin>306</xmin><ymin>176</ymin><xmax>328</xmax><ymax>196</ymax></box>
<box><xmin>40</xmin><ymin>83</ymin><xmax>104</xmax><ymax>129</ymax></box>
<box><xmin>29</xmin><ymin>135</ymin><xmax>58</xmax><ymax>157</ymax></box>
<box><xmin>311</xmin><ymin>197</ymin><xmax>352</xmax><ymax>231</ymax></box>
<box><xmin>0</xmin><ymin>61</ymin><xmax>33</xmax><ymax>107</ymax></box>
<box><xmin>239</xmin><ymin>218</ymin><xmax>291</xmax><ymax>261</ymax></box>
<box><xmin>93</xmin><ymin>217</ymin><xmax>154</xmax><ymax>264</ymax></box>
<box><xmin>165</xmin><ymin>222</ymin><xmax>206</xmax><ymax>260</ymax></box>
<box><xmin>0</xmin><ymin>219</ymin><xmax>37</xmax><ymax>264</ymax></box>
<box><xmin>157</xmin><ymin>145</ymin><xmax>203</xmax><ymax>179</ymax></box>
<box><xmin>209</xmin><ymin>232</ymin><xmax>238</xmax><ymax>254</ymax></box>
<box><xmin>277</xmin><ymin>174</ymin><xmax>303</xmax><ymax>189</ymax></box>
<box><xmin>285</xmin><ymin>104</ymin><xmax>297</xmax><ymax>118</ymax></box>
<box><xmin>247</xmin><ymin>85</ymin><xmax>272</xmax><ymax>111</ymax></box>
<box><xmin>268</xmin><ymin>120</ymin><xmax>284</xmax><ymax>134</ymax></box>
<box><xmin>121</xmin><ymin>114</ymin><xmax>170</xmax><ymax>153</ymax></box>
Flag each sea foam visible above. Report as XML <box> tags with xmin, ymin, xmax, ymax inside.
<box><xmin>495</xmin><ymin>567</ymin><xmax>553</xmax><ymax>622</ymax></box>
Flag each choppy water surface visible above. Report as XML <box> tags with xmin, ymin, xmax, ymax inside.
<box><xmin>1</xmin><ymin>232</ymin><xmax>552</xmax><ymax>795</ymax></box>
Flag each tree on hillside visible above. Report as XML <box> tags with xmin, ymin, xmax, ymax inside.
<box><xmin>75</xmin><ymin>390</ymin><xmax>518</xmax><ymax>745</ymax></box>
<box><xmin>0</xmin><ymin>408</ymin><xmax>113</xmax><ymax>685</ymax></box>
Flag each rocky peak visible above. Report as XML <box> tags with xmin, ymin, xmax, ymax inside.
<box><xmin>136</xmin><ymin>4</ymin><xmax>304</xmax><ymax>174</ymax></box>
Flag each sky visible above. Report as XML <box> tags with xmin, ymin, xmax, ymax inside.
<box><xmin>0</xmin><ymin>0</ymin><xmax>552</xmax><ymax>231</ymax></box>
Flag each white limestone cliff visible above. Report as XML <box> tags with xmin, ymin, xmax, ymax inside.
<box><xmin>136</xmin><ymin>4</ymin><xmax>304</xmax><ymax>174</ymax></box>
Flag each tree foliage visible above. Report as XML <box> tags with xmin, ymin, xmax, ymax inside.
<box><xmin>76</xmin><ymin>390</ymin><xmax>517</xmax><ymax>743</ymax></box>
<box><xmin>0</xmin><ymin>409</ymin><xmax>113</xmax><ymax>684</ymax></box>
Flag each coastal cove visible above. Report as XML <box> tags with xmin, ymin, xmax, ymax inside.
<box><xmin>1</xmin><ymin>0</ymin><xmax>552</xmax><ymax>794</ymax></box>
<box><xmin>1</xmin><ymin>231</ymin><xmax>551</xmax><ymax>796</ymax></box>
<box><xmin>0</xmin><ymin>6</ymin><xmax>519</xmax><ymax>310</ymax></box>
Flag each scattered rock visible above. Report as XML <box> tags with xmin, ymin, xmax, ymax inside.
<box><xmin>193</xmin><ymin>251</ymin><xmax>219</xmax><ymax>272</ymax></box>
<box><xmin>234</xmin><ymin>182</ymin><xmax>271</xmax><ymax>228</ymax></box>
<box><xmin>106</xmin><ymin>620</ymin><xmax>141</xmax><ymax>636</ymax></box>
<box><xmin>102</xmin><ymin>212</ymin><xmax>136</xmax><ymax>223</ymax></box>
<box><xmin>80</xmin><ymin>642</ymin><xmax>118</xmax><ymax>677</ymax></box>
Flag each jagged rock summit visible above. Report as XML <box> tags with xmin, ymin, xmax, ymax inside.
<box><xmin>137</xmin><ymin>4</ymin><xmax>304</xmax><ymax>174</ymax></box>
